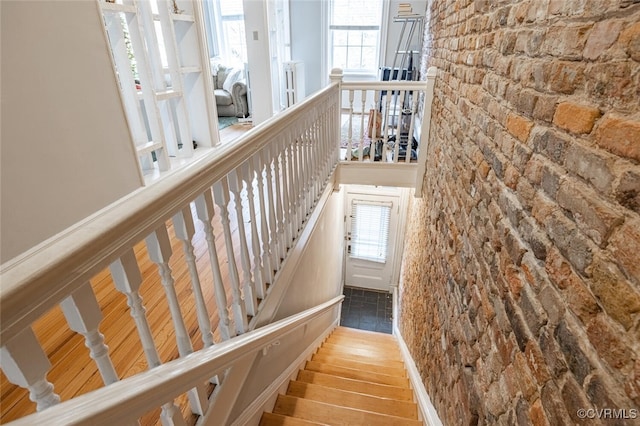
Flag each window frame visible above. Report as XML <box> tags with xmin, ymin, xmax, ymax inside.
<box><xmin>327</xmin><ymin>0</ymin><xmax>387</xmax><ymax>77</ymax></box>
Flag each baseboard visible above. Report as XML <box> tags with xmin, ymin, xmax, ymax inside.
<box><xmin>394</xmin><ymin>323</ymin><xmax>444</xmax><ymax>426</ymax></box>
<box><xmin>229</xmin><ymin>319</ymin><xmax>339</xmax><ymax>426</ymax></box>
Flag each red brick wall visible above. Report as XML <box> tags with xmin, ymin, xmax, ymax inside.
<box><xmin>400</xmin><ymin>0</ymin><xmax>640</xmax><ymax>423</ymax></box>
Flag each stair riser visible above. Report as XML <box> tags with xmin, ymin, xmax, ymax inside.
<box><xmin>319</xmin><ymin>342</ymin><xmax>403</xmax><ymax>361</ymax></box>
<box><xmin>305</xmin><ymin>361</ymin><xmax>410</xmax><ymax>388</ymax></box>
<box><xmin>312</xmin><ymin>353</ymin><xmax>406</xmax><ymax>375</ymax></box>
<box><xmin>287</xmin><ymin>381</ymin><xmax>418</xmax><ymax>419</ymax></box>
<box><xmin>296</xmin><ymin>370</ymin><xmax>414</xmax><ymax>401</ymax></box>
<box><xmin>273</xmin><ymin>395</ymin><xmax>422</xmax><ymax>426</ymax></box>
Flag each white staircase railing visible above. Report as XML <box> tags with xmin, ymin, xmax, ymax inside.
<box><xmin>0</xmin><ymin>84</ymin><xmax>339</xmax><ymax>424</ymax></box>
<box><xmin>332</xmin><ymin>67</ymin><xmax>437</xmax><ymax>195</ymax></box>
<box><xmin>4</xmin><ymin>296</ymin><xmax>344</xmax><ymax>426</ymax></box>
<box><xmin>0</xmin><ymin>70</ymin><xmax>437</xmax><ymax>424</ymax></box>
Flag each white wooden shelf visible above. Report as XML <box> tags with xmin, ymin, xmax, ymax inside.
<box><xmin>180</xmin><ymin>66</ymin><xmax>202</xmax><ymax>74</ymax></box>
<box><xmin>156</xmin><ymin>89</ymin><xmax>183</xmax><ymax>101</ymax></box>
<box><xmin>171</xmin><ymin>13</ymin><xmax>195</xmax><ymax>22</ymax></box>
<box><xmin>136</xmin><ymin>141</ymin><xmax>164</xmax><ymax>155</ymax></box>
<box><xmin>101</xmin><ymin>2</ymin><xmax>137</xmax><ymax>14</ymax></box>
<box><xmin>99</xmin><ymin>0</ymin><xmax>217</xmax><ymax>179</ymax></box>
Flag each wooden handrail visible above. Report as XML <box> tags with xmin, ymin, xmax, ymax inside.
<box><xmin>0</xmin><ymin>83</ymin><xmax>340</xmax><ymax>345</ymax></box>
<box><xmin>5</xmin><ymin>295</ymin><xmax>344</xmax><ymax>426</ymax></box>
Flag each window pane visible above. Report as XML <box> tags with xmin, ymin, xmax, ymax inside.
<box><xmin>332</xmin><ymin>0</ymin><xmax>381</xmax><ymax>26</ymax></box>
<box><xmin>333</xmin><ymin>46</ymin><xmax>348</xmax><ymax>69</ymax></box>
<box><xmin>222</xmin><ymin>21</ymin><xmax>247</xmax><ymax>63</ymax></box>
<box><xmin>219</xmin><ymin>0</ymin><xmax>243</xmax><ymax>16</ymax></box>
<box><xmin>360</xmin><ymin>47</ymin><xmax>377</xmax><ymax>70</ymax></box>
<box><xmin>350</xmin><ymin>202</ymin><xmax>391</xmax><ymax>263</ymax></box>
<box><xmin>329</xmin><ymin>0</ymin><xmax>382</xmax><ymax>73</ymax></box>
<box><xmin>347</xmin><ymin>46</ymin><xmax>362</xmax><ymax>69</ymax></box>
<box><xmin>333</xmin><ymin>30</ymin><xmax>349</xmax><ymax>46</ymax></box>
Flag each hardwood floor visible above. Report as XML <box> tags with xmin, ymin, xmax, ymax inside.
<box><xmin>0</xmin><ymin>123</ymin><xmax>253</xmax><ymax>425</ymax></box>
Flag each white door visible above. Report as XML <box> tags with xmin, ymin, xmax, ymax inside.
<box><xmin>345</xmin><ymin>192</ymin><xmax>400</xmax><ymax>292</ymax></box>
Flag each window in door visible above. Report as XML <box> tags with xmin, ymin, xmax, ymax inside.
<box><xmin>349</xmin><ymin>200</ymin><xmax>392</xmax><ymax>263</ymax></box>
<box><xmin>329</xmin><ymin>0</ymin><xmax>383</xmax><ymax>74</ymax></box>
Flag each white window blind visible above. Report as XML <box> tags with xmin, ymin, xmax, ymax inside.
<box><xmin>350</xmin><ymin>200</ymin><xmax>392</xmax><ymax>263</ymax></box>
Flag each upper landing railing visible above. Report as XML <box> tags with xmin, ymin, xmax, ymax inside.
<box><xmin>0</xmin><ymin>69</ymin><xmax>436</xmax><ymax>424</ymax></box>
<box><xmin>331</xmin><ymin>67</ymin><xmax>436</xmax><ymax>193</ymax></box>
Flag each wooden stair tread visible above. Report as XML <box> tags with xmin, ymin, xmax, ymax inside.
<box><xmin>287</xmin><ymin>381</ymin><xmax>418</xmax><ymax>419</ymax></box>
<box><xmin>310</xmin><ymin>354</ymin><xmax>406</xmax><ymax>377</ymax></box>
<box><xmin>319</xmin><ymin>342</ymin><xmax>403</xmax><ymax>361</ymax></box>
<box><xmin>312</xmin><ymin>352</ymin><xmax>406</xmax><ymax>372</ymax></box>
<box><xmin>296</xmin><ymin>370</ymin><xmax>414</xmax><ymax>401</ymax></box>
<box><xmin>260</xmin><ymin>412</ymin><xmax>327</xmax><ymax>426</ymax></box>
<box><xmin>304</xmin><ymin>361</ymin><xmax>410</xmax><ymax>388</ymax></box>
<box><xmin>272</xmin><ymin>394</ymin><xmax>421</xmax><ymax>426</ymax></box>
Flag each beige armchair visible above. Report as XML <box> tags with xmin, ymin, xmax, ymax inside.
<box><xmin>212</xmin><ymin>63</ymin><xmax>249</xmax><ymax>118</ymax></box>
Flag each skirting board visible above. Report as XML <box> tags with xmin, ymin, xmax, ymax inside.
<box><xmin>229</xmin><ymin>319</ymin><xmax>340</xmax><ymax>426</ymax></box>
<box><xmin>393</xmin><ymin>290</ymin><xmax>443</xmax><ymax>426</ymax></box>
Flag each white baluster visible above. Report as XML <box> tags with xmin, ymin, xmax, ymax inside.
<box><xmin>110</xmin><ymin>250</ymin><xmax>185</xmax><ymax>425</ymax></box>
<box><xmin>145</xmin><ymin>225</ymin><xmax>207</xmax><ymax>416</ymax></box>
<box><xmin>194</xmin><ymin>191</ymin><xmax>233</xmax><ymax>341</ymax></box>
<box><xmin>1</xmin><ymin>327</ymin><xmax>60</xmax><ymax>411</ymax></box>
<box><xmin>382</xmin><ymin>92</ymin><xmax>394</xmax><ymax>162</ymax></box>
<box><xmin>271</xmin><ymin>144</ymin><xmax>287</xmax><ymax>263</ymax></box>
<box><xmin>405</xmin><ymin>92</ymin><xmax>419</xmax><ymax>164</ymax></box>
<box><xmin>172</xmin><ymin>208</ymin><xmax>214</xmax><ymax>348</ymax></box>
<box><xmin>280</xmin><ymin>137</ymin><xmax>293</xmax><ymax>246</ymax></box>
<box><xmin>60</xmin><ymin>282</ymin><xmax>119</xmax><ymax>385</ymax></box>
<box><xmin>213</xmin><ymin>178</ymin><xmax>248</xmax><ymax>334</ymax></box>
<box><xmin>262</xmin><ymin>147</ymin><xmax>280</xmax><ymax>276</ymax></box>
<box><xmin>310</xmin><ymin>116</ymin><xmax>318</xmax><ymax>202</ymax></box>
<box><xmin>346</xmin><ymin>89</ymin><xmax>354</xmax><ymax>160</ymax></box>
<box><xmin>393</xmin><ymin>90</ymin><xmax>407</xmax><ymax>163</ymax></box>
<box><xmin>242</xmin><ymin>162</ymin><xmax>267</xmax><ymax>300</ymax></box>
<box><xmin>359</xmin><ymin>91</ymin><xmax>366</xmax><ymax>162</ymax></box>
<box><xmin>228</xmin><ymin>169</ymin><xmax>258</xmax><ymax>317</ymax></box>
<box><xmin>252</xmin><ymin>154</ymin><xmax>273</xmax><ymax>287</ymax></box>
<box><xmin>306</xmin><ymin>118</ymin><xmax>315</xmax><ymax>199</ymax></box>
<box><xmin>292</xmin><ymin>132</ymin><xmax>302</xmax><ymax>237</ymax></box>
<box><xmin>303</xmin><ymin>121</ymin><xmax>311</xmax><ymax>216</ymax></box>
<box><xmin>145</xmin><ymin>226</ymin><xmax>192</xmax><ymax>354</ymax></box>
<box><xmin>290</xmin><ymin>129</ymin><xmax>301</xmax><ymax>235</ymax></box>
<box><xmin>110</xmin><ymin>251</ymin><xmax>160</xmax><ymax>367</ymax></box>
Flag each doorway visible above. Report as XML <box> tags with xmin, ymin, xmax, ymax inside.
<box><xmin>343</xmin><ymin>186</ymin><xmax>408</xmax><ymax>293</ymax></box>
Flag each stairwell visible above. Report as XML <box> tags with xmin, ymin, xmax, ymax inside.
<box><xmin>260</xmin><ymin>327</ymin><xmax>422</xmax><ymax>425</ymax></box>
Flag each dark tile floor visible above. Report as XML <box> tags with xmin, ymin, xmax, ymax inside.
<box><xmin>340</xmin><ymin>286</ymin><xmax>393</xmax><ymax>334</ymax></box>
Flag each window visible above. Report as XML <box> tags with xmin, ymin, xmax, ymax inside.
<box><xmin>203</xmin><ymin>0</ymin><xmax>247</xmax><ymax>65</ymax></box>
<box><xmin>329</xmin><ymin>0</ymin><xmax>383</xmax><ymax>74</ymax></box>
<box><xmin>349</xmin><ymin>200</ymin><xmax>392</xmax><ymax>263</ymax></box>
<box><xmin>218</xmin><ymin>0</ymin><xmax>247</xmax><ymax>64</ymax></box>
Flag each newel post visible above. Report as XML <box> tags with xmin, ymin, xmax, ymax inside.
<box><xmin>414</xmin><ymin>66</ymin><xmax>437</xmax><ymax>198</ymax></box>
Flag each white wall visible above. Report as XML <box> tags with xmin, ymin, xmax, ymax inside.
<box><xmin>289</xmin><ymin>0</ymin><xmax>324</xmax><ymax>96</ymax></box>
<box><xmin>272</xmin><ymin>188</ymin><xmax>345</xmax><ymax>320</ymax></box>
<box><xmin>0</xmin><ymin>1</ymin><xmax>142</xmax><ymax>263</ymax></box>
<box><xmin>243</xmin><ymin>0</ymin><xmax>274</xmax><ymax>124</ymax></box>
<box><xmin>382</xmin><ymin>0</ymin><xmax>427</xmax><ymax>68</ymax></box>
